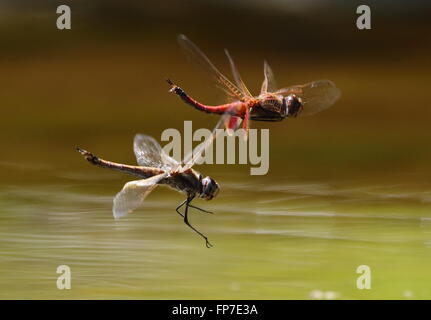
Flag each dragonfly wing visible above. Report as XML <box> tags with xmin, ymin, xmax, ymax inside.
<box><xmin>276</xmin><ymin>80</ymin><xmax>341</xmax><ymax>116</ymax></box>
<box><xmin>260</xmin><ymin>60</ymin><xmax>277</xmax><ymax>94</ymax></box>
<box><xmin>181</xmin><ymin>114</ymin><xmax>229</xmax><ymax>171</ymax></box>
<box><xmin>134</xmin><ymin>134</ymin><xmax>179</xmax><ymax>170</ymax></box>
<box><xmin>112</xmin><ymin>173</ymin><xmax>168</xmax><ymax>219</ymax></box>
<box><xmin>177</xmin><ymin>34</ymin><xmax>248</xmax><ymax>102</ymax></box>
<box><xmin>224</xmin><ymin>49</ymin><xmax>253</xmax><ymax>98</ymax></box>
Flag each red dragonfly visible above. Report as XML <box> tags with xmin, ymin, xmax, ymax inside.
<box><xmin>168</xmin><ymin>34</ymin><xmax>341</xmax><ymax>137</ymax></box>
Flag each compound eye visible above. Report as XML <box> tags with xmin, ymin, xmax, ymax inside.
<box><xmin>286</xmin><ymin>95</ymin><xmax>298</xmax><ymax>105</ymax></box>
<box><xmin>286</xmin><ymin>94</ymin><xmax>302</xmax><ymax>117</ymax></box>
<box><xmin>212</xmin><ymin>182</ymin><xmax>220</xmax><ymax>198</ymax></box>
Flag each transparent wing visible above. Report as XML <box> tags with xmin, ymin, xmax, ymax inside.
<box><xmin>260</xmin><ymin>60</ymin><xmax>277</xmax><ymax>94</ymax></box>
<box><xmin>224</xmin><ymin>49</ymin><xmax>253</xmax><ymax>98</ymax></box>
<box><xmin>181</xmin><ymin>114</ymin><xmax>230</xmax><ymax>171</ymax></box>
<box><xmin>112</xmin><ymin>173</ymin><xmax>168</xmax><ymax>219</ymax></box>
<box><xmin>177</xmin><ymin>34</ymin><xmax>250</xmax><ymax>102</ymax></box>
<box><xmin>276</xmin><ymin>80</ymin><xmax>341</xmax><ymax>116</ymax></box>
<box><xmin>226</xmin><ymin>116</ymin><xmax>242</xmax><ymax>132</ymax></box>
<box><xmin>134</xmin><ymin>134</ymin><xmax>179</xmax><ymax>171</ymax></box>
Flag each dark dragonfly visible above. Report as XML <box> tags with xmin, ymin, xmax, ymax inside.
<box><xmin>77</xmin><ymin>127</ymin><xmax>222</xmax><ymax>248</ymax></box>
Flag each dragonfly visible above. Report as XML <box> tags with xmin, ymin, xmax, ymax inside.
<box><xmin>76</xmin><ymin>122</ymin><xmax>225</xmax><ymax>248</ymax></box>
<box><xmin>168</xmin><ymin>34</ymin><xmax>341</xmax><ymax>137</ymax></box>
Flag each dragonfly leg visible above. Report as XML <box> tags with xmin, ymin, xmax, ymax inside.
<box><xmin>184</xmin><ymin>196</ymin><xmax>213</xmax><ymax>248</ymax></box>
<box><xmin>176</xmin><ymin>198</ymin><xmax>213</xmax><ymax>215</ymax></box>
<box><xmin>188</xmin><ymin>204</ymin><xmax>213</xmax><ymax>214</ymax></box>
<box><xmin>175</xmin><ymin>199</ymin><xmax>187</xmax><ymax>218</ymax></box>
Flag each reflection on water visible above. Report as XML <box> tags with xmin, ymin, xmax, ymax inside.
<box><xmin>1</xmin><ymin>164</ymin><xmax>431</xmax><ymax>299</ymax></box>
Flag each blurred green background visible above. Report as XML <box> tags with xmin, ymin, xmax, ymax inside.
<box><xmin>0</xmin><ymin>0</ymin><xmax>430</xmax><ymax>299</ymax></box>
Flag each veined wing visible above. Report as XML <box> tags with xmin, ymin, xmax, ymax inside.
<box><xmin>276</xmin><ymin>80</ymin><xmax>341</xmax><ymax>116</ymax></box>
<box><xmin>224</xmin><ymin>49</ymin><xmax>253</xmax><ymax>98</ymax></box>
<box><xmin>177</xmin><ymin>34</ymin><xmax>251</xmax><ymax>102</ymax></box>
<box><xmin>181</xmin><ymin>114</ymin><xmax>229</xmax><ymax>171</ymax></box>
<box><xmin>260</xmin><ymin>60</ymin><xmax>277</xmax><ymax>94</ymax></box>
<box><xmin>113</xmin><ymin>172</ymin><xmax>169</xmax><ymax>219</ymax></box>
<box><xmin>134</xmin><ymin>134</ymin><xmax>179</xmax><ymax>171</ymax></box>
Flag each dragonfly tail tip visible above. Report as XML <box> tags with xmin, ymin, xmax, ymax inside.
<box><xmin>76</xmin><ymin>147</ymin><xmax>97</xmax><ymax>163</ymax></box>
<box><xmin>76</xmin><ymin>146</ymin><xmax>84</xmax><ymax>154</ymax></box>
<box><xmin>166</xmin><ymin>78</ymin><xmax>180</xmax><ymax>93</ymax></box>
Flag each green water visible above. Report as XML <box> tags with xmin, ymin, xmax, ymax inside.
<box><xmin>1</xmin><ymin>155</ymin><xmax>431</xmax><ymax>299</ymax></box>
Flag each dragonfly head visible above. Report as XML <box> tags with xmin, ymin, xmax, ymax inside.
<box><xmin>284</xmin><ymin>94</ymin><xmax>303</xmax><ymax>118</ymax></box>
<box><xmin>200</xmin><ymin>176</ymin><xmax>220</xmax><ymax>201</ymax></box>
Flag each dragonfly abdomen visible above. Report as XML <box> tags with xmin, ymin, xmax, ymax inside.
<box><xmin>168</xmin><ymin>79</ymin><xmax>245</xmax><ymax>116</ymax></box>
<box><xmin>77</xmin><ymin>147</ymin><xmax>164</xmax><ymax>178</ymax></box>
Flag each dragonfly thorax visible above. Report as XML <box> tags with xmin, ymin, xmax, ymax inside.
<box><xmin>257</xmin><ymin>93</ymin><xmax>284</xmax><ymax>109</ymax></box>
<box><xmin>166</xmin><ymin>170</ymin><xmax>219</xmax><ymax>201</ymax></box>
<box><xmin>249</xmin><ymin>94</ymin><xmax>285</xmax><ymax>121</ymax></box>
